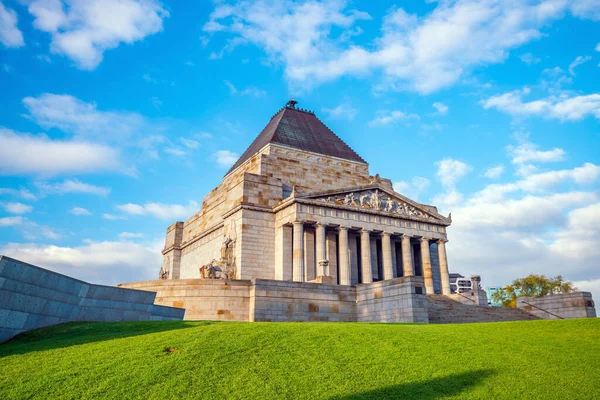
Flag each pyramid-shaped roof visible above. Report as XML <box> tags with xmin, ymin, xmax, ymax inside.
<box><xmin>226</xmin><ymin>100</ymin><xmax>366</xmax><ymax>175</ymax></box>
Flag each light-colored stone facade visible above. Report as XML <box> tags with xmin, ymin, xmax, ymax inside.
<box><xmin>161</xmin><ymin>140</ymin><xmax>453</xmax><ymax>293</ymax></box>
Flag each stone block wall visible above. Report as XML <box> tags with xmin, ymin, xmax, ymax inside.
<box><xmin>120</xmin><ymin>276</ymin><xmax>427</xmax><ymax>324</ymax></box>
<box><xmin>119</xmin><ymin>279</ymin><xmax>251</xmax><ymax>321</ymax></box>
<box><xmin>517</xmin><ymin>292</ymin><xmax>596</xmax><ymax>319</ymax></box>
<box><xmin>356</xmin><ymin>277</ymin><xmax>429</xmax><ymax>323</ymax></box>
<box><xmin>250</xmin><ymin>279</ymin><xmax>356</xmax><ymax>322</ymax></box>
<box><xmin>0</xmin><ymin>256</ymin><xmax>184</xmax><ymax>343</ymax></box>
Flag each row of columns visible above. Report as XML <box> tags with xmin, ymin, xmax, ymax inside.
<box><xmin>290</xmin><ymin>222</ymin><xmax>450</xmax><ymax>294</ymax></box>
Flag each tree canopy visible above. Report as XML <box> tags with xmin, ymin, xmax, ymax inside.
<box><xmin>491</xmin><ymin>274</ymin><xmax>576</xmax><ymax>308</ymax></box>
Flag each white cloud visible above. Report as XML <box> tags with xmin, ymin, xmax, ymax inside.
<box><xmin>596</xmin><ymin>43</ymin><xmax>600</xmax><ymax>52</ymax></box>
<box><xmin>204</xmin><ymin>0</ymin><xmax>600</xmax><ymax>93</ymax></box>
<box><xmin>0</xmin><ymin>239</ymin><xmax>161</xmax><ymax>285</ymax></box>
<box><xmin>164</xmin><ymin>147</ymin><xmax>186</xmax><ymax>157</ymax></box>
<box><xmin>1</xmin><ymin>202</ymin><xmax>33</xmax><ymax>214</ymax></box>
<box><xmin>484</xmin><ymin>165</ymin><xmax>504</xmax><ymax>179</ymax></box>
<box><xmin>432</xmin><ymin>102</ymin><xmax>449</xmax><ymax>116</ymax></box>
<box><xmin>0</xmin><ymin>187</ymin><xmax>37</xmax><ymax>200</ymax></box>
<box><xmin>0</xmin><ymin>216</ymin><xmax>23</xmax><ymax>226</ymax></box>
<box><xmin>507</xmin><ymin>141</ymin><xmax>565</xmax><ymax>165</ymax></box>
<box><xmin>180</xmin><ymin>137</ymin><xmax>199</xmax><ymax>149</ymax></box>
<box><xmin>117</xmin><ymin>200</ymin><xmax>199</xmax><ymax>220</ymax></box>
<box><xmin>70</xmin><ymin>207</ymin><xmax>91</xmax><ymax>216</ymax></box>
<box><xmin>393</xmin><ymin>177</ymin><xmax>430</xmax><ymax>202</ymax></box>
<box><xmin>0</xmin><ymin>215</ymin><xmax>60</xmax><ymax>239</ymax></box>
<box><xmin>215</xmin><ymin>150</ymin><xmax>239</xmax><ymax>168</ymax></box>
<box><xmin>224</xmin><ymin>80</ymin><xmax>266</xmax><ymax>97</ymax></box>
<box><xmin>240</xmin><ymin>87</ymin><xmax>267</xmax><ymax>97</ymax></box>
<box><xmin>0</xmin><ymin>127</ymin><xmax>121</xmax><ymax>176</ymax></box>
<box><xmin>322</xmin><ymin>103</ymin><xmax>358</xmax><ymax>120</ymax></box>
<box><xmin>24</xmin><ymin>0</ymin><xmax>169</xmax><ymax>70</ymax></box>
<box><xmin>119</xmin><ymin>232</ymin><xmax>143</xmax><ymax>239</ymax></box>
<box><xmin>23</xmin><ymin>93</ymin><xmax>145</xmax><ymax>142</ymax></box>
<box><xmin>369</xmin><ymin>110</ymin><xmax>419</xmax><ymax>126</ymax></box>
<box><xmin>224</xmin><ymin>80</ymin><xmax>237</xmax><ymax>94</ymax></box>
<box><xmin>0</xmin><ymin>1</ymin><xmax>24</xmax><ymax>47</ymax></box>
<box><xmin>103</xmin><ymin>213</ymin><xmax>127</xmax><ymax>221</ymax></box>
<box><xmin>482</xmin><ymin>88</ymin><xmax>600</xmax><ymax>121</ymax></box>
<box><xmin>435</xmin><ymin>158</ymin><xmax>472</xmax><ymax>188</ymax></box>
<box><xmin>519</xmin><ymin>52</ymin><xmax>540</xmax><ymax>65</ymax></box>
<box><xmin>568</xmin><ymin>55</ymin><xmax>592</xmax><ymax>75</ymax></box>
<box><xmin>37</xmin><ymin>179</ymin><xmax>111</xmax><ymax>196</ymax></box>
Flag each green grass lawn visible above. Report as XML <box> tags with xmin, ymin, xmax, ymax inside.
<box><xmin>1</xmin><ymin>319</ymin><xmax>599</xmax><ymax>399</ymax></box>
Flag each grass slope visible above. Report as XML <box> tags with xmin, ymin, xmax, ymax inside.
<box><xmin>1</xmin><ymin>319</ymin><xmax>599</xmax><ymax>399</ymax></box>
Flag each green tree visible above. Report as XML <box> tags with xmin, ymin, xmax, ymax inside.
<box><xmin>493</xmin><ymin>274</ymin><xmax>576</xmax><ymax>308</ymax></box>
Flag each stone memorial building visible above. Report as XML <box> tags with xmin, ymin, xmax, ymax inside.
<box><xmin>161</xmin><ymin>99</ymin><xmax>452</xmax><ymax>295</ymax></box>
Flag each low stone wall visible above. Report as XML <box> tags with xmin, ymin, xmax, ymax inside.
<box><xmin>447</xmin><ymin>290</ymin><xmax>488</xmax><ymax>306</ymax></box>
<box><xmin>251</xmin><ymin>279</ymin><xmax>357</xmax><ymax>322</ymax></box>
<box><xmin>517</xmin><ymin>292</ymin><xmax>596</xmax><ymax>319</ymax></box>
<box><xmin>119</xmin><ymin>279</ymin><xmax>251</xmax><ymax>321</ymax></box>
<box><xmin>356</xmin><ymin>277</ymin><xmax>428</xmax><ymax>323</ymax></box>
<box><xmin>0</xmin><ymin>256</ymin><xmax>184</xmax><ymax>343</ymax></box>
<box><xmin>121</xmin><ymin>276</ymin><xmax>427</xmax><ymax>323</ymax></box>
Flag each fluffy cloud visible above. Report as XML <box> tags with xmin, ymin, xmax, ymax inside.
<box><xmin>483</xmin><ymin>165</ymin><xmax>504</xmax><ymax>179</ymax></box>
<box><xmin>70</xmin><ymin>207</ymin><xmax>92</xmax><ymax>216</ymax></box>
<box><xmin>204</xmin><ymin>0</ymin><xmax>600</xmax><ymax>93</ymax></box>
<box><xmin>215</xmin><ymin>150</ymin><xmax>239</xmax><ymax>168</ymax></box>
<box><xmin>432</xmin><ymin>102</ymin><xmax>449</xmax><ymax>116</ymax></box>
<box><xmin>507</xmin><ymin>140</ymin><xmax>565</xmax><ymax>165</ymax></box>
<box><xmin>0</xmin><ymin>187</ymin><xmax>37</xmax><ymax>200</ymax></box>
<box><xmin>117</xmin><ymin>200</ymin><xmax>199</xmax><ymax>220</ymax></box>
<box><xmin>519</xmin><ymin>52</ymin><xmax>540</xmax><ymax>65</ymax></box>
<box><xmin>23</xmin><ymin>93</ymin><xmax>145</xmax><ymax>142</ymax></box>
<box><xmin>0</xmin><ymin>1</ymin><xmax>24</xmax><ymax>47</ymax></box>
<box><xmin>223</xmin><ymin>80</ymin><xmax>266</xmax><ymax>97</ymax></box>
<box><xmin>24</xmin><ymin>0</ymin><xmax>169</xmax><ymax>69</ymax></box>
<box><xmin>435</xmin><ymin>158</ymin><xmax>472</xmax><ymax>188</ymax></box>
<box><xmin>0</xmin><ymin>216</ymin><xmax>23</xmax><ymax>226</ymax></box>
<box><xmin>1</xmin><ymin>202</ymin><xmax>33</xmax><ymax>214</ymax></box>
<box><xmin>322</xmin><ymin>104</ymin><xmax>358</xmax><ymax>120</ymax></box>
<box><xmin>0</xmin><ymin>239</ymin><xmax>161</xmax><ymax>285</ymax></box>
<box><xmin>393</xmin><ymin>177</ymin><xmax>430</xmax><ymax>202</ymax></box>
<box><xmin>37</xmin><ymin>179</ymin><xmax>111</xmax><ymax>196</ymax></box>
<box><xmin>369</xmin><ymin>110</ymin><xmax>419</xmax><ymax>126</ymax></box>
<box><xmin>0</xmin><ymin>127</ymin><xmax>121</xmax><ymax>176</ymax></box>
<box><xmin>482</xmin><ymin>88</ymin><xmax>600</xmax><ymax>121</ymax></box>
<box><xmin>568</xmin><ymin>55</ymin><xmax>592</xmax><ymax>75</ymax></box>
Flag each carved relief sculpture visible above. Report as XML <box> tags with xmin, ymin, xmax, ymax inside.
<box><xmin>317</xmin><ymin>189</ymin><xmax>431</xmax><ymax>219</ymax></box>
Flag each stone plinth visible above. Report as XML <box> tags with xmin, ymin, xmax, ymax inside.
<box><xmin>517</xmin><ymin>292</ymin><xmax>596</xmax><ymax>319</ymax></box>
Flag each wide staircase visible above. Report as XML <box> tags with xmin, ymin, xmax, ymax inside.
<box><xmin>427</xmin><ymin>295</ymin><xmax>540</xmax><ymax>323</ymax></box>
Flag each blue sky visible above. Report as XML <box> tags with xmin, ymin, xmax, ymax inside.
<box><xmin>0</xmin><ymin>0</ymin><xmax>599</xmax><ymax>296</ymax></box>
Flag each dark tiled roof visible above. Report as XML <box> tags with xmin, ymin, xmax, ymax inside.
<box><xmin>226</xmin><ymin>104</ymin><xmax>366</xmax><ymax>176</ymax></box>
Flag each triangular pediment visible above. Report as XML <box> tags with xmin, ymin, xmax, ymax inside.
<box><xmin>299</xmin><ymin>184</ymin><xmax>450</xmax><ymax>224</ymax></box>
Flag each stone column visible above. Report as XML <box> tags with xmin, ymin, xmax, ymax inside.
<box><xmin>315</xmin><ymin>223</ymin><xmax>327</xmax><ymax>276</ymax></box>
<box><xmin>338</xmin><ymin>227</ymin><xmax>351</xmax><ymax>285</ymax></box>
<box><xmin>360</xmin><ymin>229</ymin><xmax>373</xmax><ymax>284</ymax></box>
<box><xmin>304</xmin><ymin>229</ymin><xmax>316</xmax><ymax>281</ymax></box>
<box><xmin>438</xmin><ymin>239</ymin><xmax>451</xmax><ymax>295</ymax></box>
<box><xmin>292</xmin><ymin>221</ymin><xmax>305</xmax><ymax>282</ymax></box>
<box><xmin>421</xmin><ymin>238</ymin><xmax>434</xmax><ymax>294</ymax></box>
<box><xmin>382</xmin><ymin>232</ymin><xmax>394</xmax><ymax>280</ymax></box>
<box><xmin>401</xmin><ymin>234</ymin><xmax>414</xmax><ymax>277</ymax></box>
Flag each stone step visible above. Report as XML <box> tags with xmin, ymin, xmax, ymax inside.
<box><xmin>426</xmin><ymin>294</ymin><xmax>539</xmax><ymax>323</ymax></box>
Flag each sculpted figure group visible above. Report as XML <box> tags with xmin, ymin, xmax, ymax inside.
<box><xmin>318</xmin><ymin>189</ymin><xmax>430</xmax><ymax>219</ymax></box>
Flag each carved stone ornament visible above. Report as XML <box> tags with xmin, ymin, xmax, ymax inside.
<box><xmin>199</xmin><ymin>220</ymin><xmax>237</xmax><ymax>280</ymax></box>
<box><xmin>315</xmin><ymin>189</ymin><xmax>431</xmax><ymax>219</ymax></box>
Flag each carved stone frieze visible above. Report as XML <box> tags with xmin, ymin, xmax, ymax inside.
<box><xmin>314</xmin><ymin>189</ymin><xmax>432</xmax><ymax>219</ymax></box>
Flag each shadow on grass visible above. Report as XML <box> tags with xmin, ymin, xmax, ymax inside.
<box><xmin>0</xmin><ymin>320</ymin><xmax>213</xmax><ymax>357</ymax></box>
<box><xmin>332</xmin><ymin>369</ymin><xmax>496</xmax><ymax>400</ymax></box>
